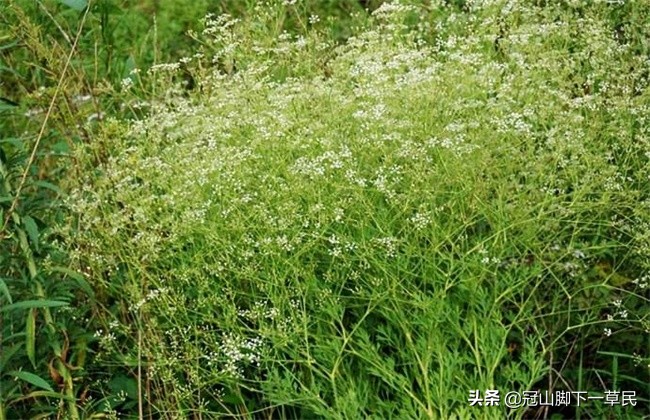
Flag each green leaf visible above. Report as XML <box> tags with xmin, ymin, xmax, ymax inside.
<box><xmin>26</xmin><ymin>309</ymin><xmax>36</xmax><ymax>368</ymax></box>
<box><xmin>33</xmin><ymin>180</ymin><xmax>63</xmax><ymax>195</ymax></box>
<box><xmin>51</xmin><ymin>141</ymin><xmax>70</xmax><ymax>154</ymax></box>
<box><xmin>0</xmin><ymin>344</ymin><xmax>21</xmax><ymax>372</ymax></box>
<box><xmin>123</xmin><ymin>55</ymin><xmax>136</xmax><ymax>79</ymax></box>
<box><xmin>57</xmin><ymin>0</ymin><xmax>88</xmax><ymax>11</ymax></box>
<box><xmin>0</xmin><ymin>64</ymin><xmax>22</xmax><ymax>78</ymax></box>
<box><xmin>0</xmin><ymin>97</ymin><xmax>18</xmax><ymax>107</ymax></box>
<box><xmin>13</xmin><ymin>390</ymin><xmax>76</xmax><ymax>403</ymax></box>
<box><xmin>0</xmin><ymin>101</ymin><xmax>16</xmax><ymax>113</ymax></box>
<box><xmin>596</xmin><ymin>351</ymin><xmax>636</xmax><ymax>359</ymax></box>
<box><xmin>0</xmin><ymin>278</ymin><xmax>11</xmax><ymax>304</ymax></box>
<box><xmin>22</xmin><ymin>215</ymin><xmax>39</xmax><ymax>252</ymax></box>
<box><xmin>1</xmin><ymin>300</ymin><xmax>69</xmax><ymax>312</ymax></box>
<box><xmin>7</xmin><ymin>370</ymin><xmax>54</xmax><ymax>392</ymax></box>
<box><xmin>0</xmin><ymin>41</ymin><xmax>19</xmax><ymax>52</ymax></box>
<box><xmin>0</xmin><ymin>137</ymin><xmax>23</xmax><ymax>147</ymax></box>
<box><xmin>49</xmin><ymin>266</ymin><xmax>95</xmax><ymax>299</ymax></box>
<box><xmin>108</xmin><ymin>374</ymin><xmax>138</xmax><ymax>399</ymax></box>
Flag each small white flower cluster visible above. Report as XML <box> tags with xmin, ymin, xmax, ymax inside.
<box><xmin>409</xmin><ymin>211</ymin><xmax>432</xmax><ymax>231</ymax></box>
<box><xmin>202</xmin><ymin>13</ymin><xmax>240</xmax><ymax>38</ymax></box>
<box><xmin>238</xmin><ymin>300</ymin><xmax>280</xmax><ymax>322</ymax></box>
<box><xmin>491</xmin><ymin>112</ymin><xmax>532</xmax><ymax>137</ymax></box>
<box><xmin>372</xmin><ymin>165</ymin><xmax>402</xmax><ymax>201</ymax></box>
<box><xmin>121</xmin><ymin>77</ymin><xmax>134</xmax><ymax>90</ymax></box>
<box><xmin>632</xmin><ymin>274</ymin><xmax>649</xmax><ymax>289</ymax></box>
<box><xmin>316</xmin><ymin>287</ymin><xmax>339</xmax><ymax>308</ymax></box>
<box><xmin>129</xmin><ymin>287</ymin><xmax>169</xmax><ymax>312</ymax></box>
<box><xmin>64</xmin><ymin>0</ymin><xmax>650</xmax><ymax>404</ymax></box>
<box><xmin>93</xmin><ymin>318</ymin><xmax>126</xmax><ymax>354</ymax></box>
<box><xmin>603</xmin><ymin>295</ymin><xmax>648</xmax><ymax>343</ymax></box>
<box><xmin>427</xmin><ymin>136</ymin><xmax>479</xmax><ymax>157</ymax></box>
<box><xmin>373</xmin><ymin>236</ymin><xmax>399</xmax><ymax>258</ymax></box>
<box><xmin>289</xmin><ymin>147</ymin><xmax>354</xmax><ymax>179</ymax></box>
<box><xmin>148</xmin><ymin>62</ymin><xmax>180</xmax><ymax>73</ymax></box>
<box><xmin>371</xmin><ymin>1</ymin><xmax>416</xmax><ymax>21</ymax></box>
<box><xmin>214</xmin><ymin>333</ymin><xmax>264</xmax><ymax>379</ymax></box>
<box><xmin>326</xmin><ymin>234</ymin><xmax>357</xmax><ymax>258</ymax></box>
<box><xmin>477</xmin><ymin>248</ymin><xmax>501</xmax><ymax>266</ymax></box>
<box><xmin>609</xmin><ymin>299</ymin><xmax>628</xmax><ymax>320</ymax></box>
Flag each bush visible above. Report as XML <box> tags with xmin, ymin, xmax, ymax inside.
<box><xmin>59</xmin><ymin>0</ymin><xmax>649</xmax><ymax>418</ymax></box>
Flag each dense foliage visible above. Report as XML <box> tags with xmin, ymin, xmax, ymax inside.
<box><xmin>1</xmin><ymin>0</ymin><xmax>649</xmax><ymax>418</ymax></box>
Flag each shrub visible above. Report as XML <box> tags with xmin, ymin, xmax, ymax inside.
<box><xmin>63</xmin><ymin>1</ymin><xmax>649</xmax><ymax>417</ymax></box>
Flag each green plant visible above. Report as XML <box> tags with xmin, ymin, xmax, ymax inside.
<box><xmin>62</xmin><ymin>1</ymin><xmax>649</xmax><ymax>418</ymax></box>
<box><xmin>1</xmin><ymin>2</ymin><xmax>104</xmax><ymax>418</ymax></box>
<box><xmin>2</xmin><ymin>0</ymin><xmax>649</xmax><ymax>418</ymax></box>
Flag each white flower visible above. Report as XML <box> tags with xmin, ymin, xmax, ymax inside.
<box><xmin>409</xmin><ymin>211</ymin><xmax>432</xmax><ymax>231</ymax></box>
<box><xmin>121</xmin><ymin>77</ymin><xmax>134</xmax><ymax>89</ymax></box>
<box><xmin>572</xmin><ymin>250</ymin><xmax>586</xmax><ymax>259</ymax></box>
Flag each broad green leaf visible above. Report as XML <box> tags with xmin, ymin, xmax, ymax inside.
<box><xmin>57</xmin><ymin>0</ymin><xmax>87</xmax><ymax>11</ymax></box>
<box><xmin>7</xmin><ymin>370</ymin><xmax>54</xmax><ymax>392</ymax></box>
<box><xmin>108</xmin><ymin>374</ymin><xmax>138</xmax><ymax>399</ymax></box>
<box><xmin>22</xmin><ymin>215</ymin><xmax>39</xmax><ymax>252</ymax></box>
<box><xmin>49</xmin><ymin>266</ymin><xmax>95</xmax><ymax>299</ymax></box>
<box><xmin>0</xmin><ymin>278</ymin><xmax>12</xmax><ymax>304</ymax></box>
<box><xmin>26</xmin><ymin>308</ymin><xmax>36</xmax><ymax>368</ymax></box>
<box><xmin>1</xmin><ymin>300</ymin><xmax>69</xmax><ymax>312</ymax></box>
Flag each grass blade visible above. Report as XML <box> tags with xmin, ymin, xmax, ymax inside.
<box><xmin>1</xmin><ymin>300</ymin><xmax>68</xmax><ymax>312</ymax></box>
<box><xmin>12</xmin><ymin>390</ymin><xmax>76</xmax><ymax>403</ymax></box>
<box><xmin>32</xmin><ymin>181</ymin><xmax>63</xmax><ymax>195</ymax></box>
<box><xmin>26</xmin><ymin>308</ymin><xmax>36</xmax><ymax>368</ymax></box>
<box><xmin>22</xmin><ymin>215</ymin><xmax>39</xmax><ymax>252</ymax></box>
<box><xmin>0</xmin><ymin>278</ymin><xmax>12</xmax><ymax>304</ymax></box>
<box><xmin>49</xmin><ymin>266</ymin><xmax>94</xmax><ymax>299</ymax></box>
<box><xmin>6</xmin><ymin>370</ymin><xmax>54</xmax><ymax>392</ymax></box>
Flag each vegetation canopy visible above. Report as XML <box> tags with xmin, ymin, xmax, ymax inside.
<box><xmin>1</xmin><ymin>0</ymin><xmax>648</xmax><ymax>418</ymax></box>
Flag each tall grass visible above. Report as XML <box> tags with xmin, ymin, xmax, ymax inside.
<box><xmin>1</xmin><ymin>0</ymin><xmax>649</xmax><ymax>418</ymax></box>
<box><xmin>1</xmin><ymin>1</ymin><xmax>380</xmax><ymax>417</ymax></box>
<box><xmin>63</xmin><ymin>1</ymin><xmax>649</xmax><ymax>418</ymax></box>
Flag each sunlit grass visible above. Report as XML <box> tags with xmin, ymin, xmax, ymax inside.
<box><xmin>2</xmin><ymin>0</ymin><xmax>648</xmax><ymax>418</ymax></box>
<box><xmin>59</xmin><ymin>2</ymin><xmax>650</xmax><ymax>418</ymax></box>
